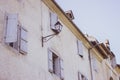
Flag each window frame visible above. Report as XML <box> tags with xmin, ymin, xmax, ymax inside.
<box><xmin>48</xmin><ymin>49</ymin><xmax>64</xmax><ymax>79</ymax></box>
<box><xmin>5</xmin><ymin>14</ymin><xmax>27</xmax><ymax>54</ymax></box>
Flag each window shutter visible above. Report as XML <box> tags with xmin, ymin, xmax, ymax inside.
<box><xmin>60</xmin><ymin>59</ymin><xmax>64</xmax><ymax>79</ymax></box>
<box><xmin>92</xmin><ymin>57</ymin><xmax>97</xmax><ymax>72</ymax></box>
<box><xmin>78</xmin><ymin>72</ymin><xmax>82</xmax><ymax>80</ymax></box>
<box><xmin>111</xmin><ymin>57</ymin><xmax>116</xmax><ymax>68</ymax></box>
<box><xmin>20</xmin><ymin>28</ymin><xmax>27</xmax><ymax>54</ymax></box>
<box><xmin>77</xmin><ymin>40</ymin><xmax>83</xmax><ymax>57</ymax></box>
<box><xmin>50</xmin><ymin>12</ymin><xmax>58</xmax><ymax>29</ymax></box>
<box><xmin>48</xmin><ymin>49</ymin><xmax>53</xmax><ymax>73</ymax></box>
<box><xmin>55</xmin><ymin>58</ymin><xmax>61</xmax><ymax>76</ymax></box>
<box><xmin>5</xmin><ymin>14</ymin><xmax>18</xmax><ymax>43</ymax></box>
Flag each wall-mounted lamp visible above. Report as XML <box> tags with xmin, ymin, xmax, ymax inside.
<box><xmin>42</xmin><ymin>21</ymin><xmax>63</xmax><ymax>47</ymax></box>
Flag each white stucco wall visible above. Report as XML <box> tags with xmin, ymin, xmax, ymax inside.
<box><xmin>0</xmin><ymin>0</ymin><xmax>44</xmax><ymax>80</ymax></box>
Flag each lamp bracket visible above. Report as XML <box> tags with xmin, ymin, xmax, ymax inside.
<box><xmin>42</xmin><ymin>33</ymin><xmax>57</xmax><ymax>47</ymax></box>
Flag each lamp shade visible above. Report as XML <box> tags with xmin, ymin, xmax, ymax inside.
<box><xmin>52</xmin><ymin>21</ymin><xmax>63</xmax><ymax>34</ymax></box>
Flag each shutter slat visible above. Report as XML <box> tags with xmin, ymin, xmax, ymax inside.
<box><xmin>5</xmin><ymin>14</ymin><xmax>18</xmax><ymax>42</ymax></box>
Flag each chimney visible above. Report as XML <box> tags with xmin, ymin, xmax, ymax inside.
<box><xmin>104</xmin><ymin>39</ymin><xmax>110</xmax><ymax>50</ymax></box>
<box><xmin>85</xmin><ymin>34</ymin><xmax>99</xmax><ymax>45</ymax></box>
<box><xmin>65</xmin><ymin>10</ymin><xmax>75</xmax><ymax>20</ymax></box>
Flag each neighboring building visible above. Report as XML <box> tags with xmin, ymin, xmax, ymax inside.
<box><xmin>115</xmin><ymin>64</ymin><xmax>120</xmax><ymax>80</ymax></box>
<box><xmin>0</xmin><ymin>0</ymin><xmax>120</xmax><ymax>80</ymax></box>
<box><xmin>86</xmin><ymin>35</ymin><xmax>120</xmax><ymax>80</ymax></box>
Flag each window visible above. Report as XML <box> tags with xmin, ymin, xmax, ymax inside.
<box><xmin>5</xmin><ymin>14</ymin><xmax>27</xmax><ymax>54</ymax></box>
<box><xmin>50</xmin><ymin>11</ymin><xmax>59</xmax><ymax>32</ymax></box>
<box><xmin>77</xmin><ymin>40</ymin><xmax>83</xmax><ymax>57</ymax></box>
<box><xmin>50</xmin><ymin>11</ymin><xmax>62</xmax><ymax>34</ymax></box>
<box><xmin>111</xmin><ymin>57</ymin><xmax>116</xmax><ymax>68</ymax></box>
<box><xmin>92</xmin><ymin>57</ymin><xmax>98</xmax><ymax>72</ymax></box>
<box><xmin>78</xmin><ymin>72</ymin><xmax>88</xmax><ymax>80</ymax></box>
<box><xmin>48</xmin><ymin>49</ymin><xmax>64</xmax><ymax>79</ymax></box>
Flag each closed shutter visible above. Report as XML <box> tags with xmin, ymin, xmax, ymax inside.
<box><xmin>55</xmin><ymin>58</ymin><xmax>61</xmax><ymax>76</ymax></box>
<box><xmin>92</xmin><ymin>57</ymin><xmax>98</xmax><ymax>72</ymax></box>
<box><xmin>20</xmin><ymin>27</ymin><xmax>27</xmax><ymax>54</ymax></box>
<box><xmin>50</xmin><ymin>12</ymin><xmax>58</xmax><ymax>29</ymax></box>
<box><xmin>48</xmin><ymin>49</ymin><xmax>53</xmax><ymax>73</ymax></box>
<box><xmin>5</xmin><ymin>14</ymin><xmax>18</xmax><ymax>43</ymax></box>
<box><xmin>77</xmin><ymin>40</ymin><xmax>83</xmax><ymax>57</ymax></box>
<box><xmin>60</xmin><ymin>59</ymin><xmax>64</xmax><ymax>79</ymax></box>
<box><xmin>111</xmin><ymin>57</ymin><xmax>116</xmax><ymax>68</ymax></box>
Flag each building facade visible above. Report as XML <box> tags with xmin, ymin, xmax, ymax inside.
<box><xmin>0</xmin><ymin>0</ymin><xmax>120</xmax><ymax>80</ymax></box>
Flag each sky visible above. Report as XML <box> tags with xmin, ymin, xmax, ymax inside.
<box><xmin>55</xmin><ymin>0</ymin><xmax>120</xmax><ymax>64</ymax></box>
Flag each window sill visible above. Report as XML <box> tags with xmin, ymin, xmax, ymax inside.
<box><xmin>52</xmin><ymin>73</ymin><xmax>62</xmax><ymax>80</ymax></box>
<box><xmin>1</xmin><ymin>43</ymin><xmax>24</xmax><ymax>55</ymax></box>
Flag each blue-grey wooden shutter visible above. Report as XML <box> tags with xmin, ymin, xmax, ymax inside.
<box><xmin>48</xmin><ymin>49</ymin><xmax>53</xmax><ymax>73</ymax></box>
<box><xmin>60</xmin><ymin>59</ymin><xmax>64</xmax><ymax>79</ymax></box>
<box><xmin>77</xmin><ymin>40</ymin><xmax>83</xmax><ymax>57</ymax></box>
<box><xmin>5</xmin><ymin>14</ymin><xmax>18</xmax><ymax>42</ymax></box>
<box><xmin>111</xmin><ymin>57</ymin><xmax>116</xmax><ymax>68</ymax></box>
<box><xmin>20</xmin><ymin>27</ymin><xmax>27</xmax><ymax>54</ymax></box>
<box><xmin>50</xmin><ymin>12</ymin><xmax>58</xmax><ymax>29</ymax></box>
<box><xmin>55</xmin><ymin>57</ymin><xmax>60</xmax><ymax>76</ymax></box>
<box><xmin>92</xmin><ymin>57</ymin><xmax>98</xmax><ymax>72</ymax></box>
